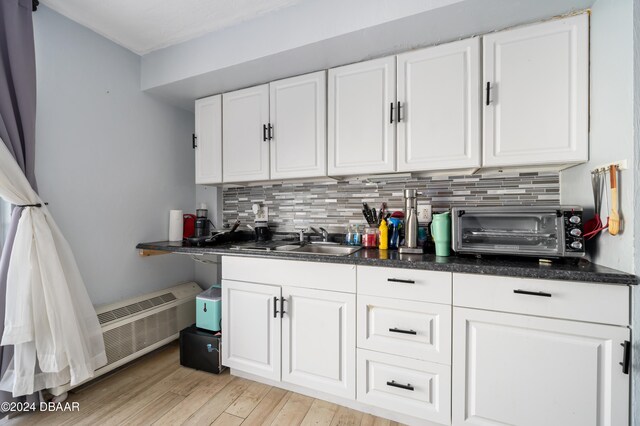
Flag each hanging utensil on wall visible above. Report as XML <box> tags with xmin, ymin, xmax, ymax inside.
<box><xmin>608</xmin><ymin>165</ymin><xmax>620</xmax><ymax>235</ymax></box>
<box><xmin>584</xmin><ymin>168</ymin><xmax>607</xmax><ymax>240</ymax></box>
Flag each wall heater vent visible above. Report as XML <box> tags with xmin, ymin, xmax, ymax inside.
<box><xmin>97</xmin><ymin>292</ymin><xmax>177</xmax><ymax>325</ymax></box>
<box><xmin>49</xmin><ymin>282</ymin><xmax>200</xmax><ymax>397</ymax></box>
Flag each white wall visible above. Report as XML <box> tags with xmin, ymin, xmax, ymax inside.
<box><xmin>560</xmin><ymin>0</ymin><xmax>635</xmax><ymax>273</ymax></box>
<box><xmin>33</xmin><ymin>7</ymin><xmax>196</xmax><ymax>306</ymax></box>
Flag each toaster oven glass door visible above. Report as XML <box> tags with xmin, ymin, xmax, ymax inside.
<box><xmin>457</xmin><ymin>211</ymin><xmax>561</xmax><ymax>255</ymax></box>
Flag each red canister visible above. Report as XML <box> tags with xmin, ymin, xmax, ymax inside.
<box><xmin>183</xmin><ymin>214</ymin><xmax>196</xmax><ymax>239</ymax></box>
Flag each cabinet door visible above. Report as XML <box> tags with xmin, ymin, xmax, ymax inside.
<box><xmin>452</xmin><ymin>307</ymin><xmax>630</xmax><ymax>426</ymax></box>
<box><xmin>328</xmin><ymin>57</ymin><xmax>396</xmax><ymax>176</ymax></box>
<box><xmin>221</xmin><ymin>279</ymin><xmax>281</xmax><ymax>381</ymax></box>
<box><xmin>194</xmin><ymin>95</ymin><xmax>222</xmax><ymax>184</ymax></box>
<box><xmin>270</xmin><ymin>71</ymin><xmax>326</xmax><ymax>180</ymax></box>
<box><xmin>483</xmin><ymin>14</ymin><xmax>588</xmax><ymax>167</ymax></box>
<box><xmin>281</xmin><ymin>286</ymin><xmax>356</xmax><ymax>399</ymax></box>
<box><xmin>222</xmin><ymin>84</ymin><xmax>270</xmax><ymax>182</ymax></box>
<box><xmin>397</xmin><ymin>38</ymin><xmax>481</xmax><ymax>172</ymax></box>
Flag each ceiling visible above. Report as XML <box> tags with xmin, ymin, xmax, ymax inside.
<box><xmin>40</xmin><ymin>0</ymin><xmax>304</xmax><ymax>55</ymax></box>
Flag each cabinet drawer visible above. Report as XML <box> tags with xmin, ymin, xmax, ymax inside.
<box><xmin>222</xmin><ymin>256</ymin><xmax>356</xmax><ymax>293</ymax></box>
<box><xmin>357</xmin><ymin>349</ymin><xmax>451</xmax><ymax>425</ymax></box>
<box><xmin>357</xmin><ymin>266</ymin><xmax>451</xmax><ymax>304</ymax></box>
<box><xmin>453</xmin><ymin>273</ymin><xmax>630</xmax><ymax>326</ymax></box>
<box><xmin>357</xmin><ymin>296</ymin><xmax>451</xmax><ymax>364</ymax></box>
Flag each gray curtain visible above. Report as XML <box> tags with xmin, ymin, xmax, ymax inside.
<box><xmin>0</xmin><ymin>0</ymin><xmax>39</xmax><ymax>412</ymax></box>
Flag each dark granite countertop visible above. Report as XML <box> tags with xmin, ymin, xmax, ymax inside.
<box><xmin>136</xmin><ymin>240</ymin><xmax>638</xmax><ymax>286</ymax></box>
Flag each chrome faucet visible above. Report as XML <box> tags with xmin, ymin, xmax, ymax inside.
<box><xmin>310</xmin><ymin>227</ymin><xmax>329</xmax><ymax>242</ymax></box>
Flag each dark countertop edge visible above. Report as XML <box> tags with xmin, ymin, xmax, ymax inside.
<box><xmin>136</xmin><ymin>242</ymin><xmax>639</xmax><ymax>286</ymax></box>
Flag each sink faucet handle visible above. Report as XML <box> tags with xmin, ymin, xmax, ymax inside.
<box><xmin>295</xmin><ymin>227</ymin><xmax>307</xmax><ymax>242</ymax></box>
<box><xmin>318</xmin><ymin>227</ymin><xmax>329</xmax><ymax>242</ymax></box>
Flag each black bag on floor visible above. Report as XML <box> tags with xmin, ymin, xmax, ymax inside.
<box><xmin>179</xmin><ymin>324</ymin><xmax>225</xmax><ymax>374</ymax></box>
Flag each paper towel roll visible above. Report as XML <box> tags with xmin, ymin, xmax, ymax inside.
<box><xmin>169</xmin><ymin>210</ymin><xmax>183</xmax><ymax>241</ymax></box>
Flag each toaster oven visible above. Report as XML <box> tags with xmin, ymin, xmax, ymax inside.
<box><xmin>451</xmin><ymin>206</ymin><xmax>585</xmax><ymax>258</ymax></box>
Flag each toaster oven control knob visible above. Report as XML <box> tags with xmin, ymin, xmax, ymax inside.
<box><xmin>568</xmin><ymin>215</ymin><xmax>581</xmax><ymax>224</ymax></box>
<box><xmin>570</xmin><ymin>241</ymin><xmax>583</xmax><ymax>250</ymax></box>
<box><xmin>569</xmin><ymin>228</ymin><xmax>582</xmax><ymax>237</ymax></box>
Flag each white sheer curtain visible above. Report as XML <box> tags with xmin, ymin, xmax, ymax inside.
<box><xmin>0</xmin><ymin>200</ymin><xmax>9</xmax><ymax>253</ymax></box>
<box><xmin>0</xmin><ymin>138</ymin><xmax>106</xmax><ymax>397</ymax></box>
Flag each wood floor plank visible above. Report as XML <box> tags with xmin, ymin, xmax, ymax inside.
<box><xmin>300</xmin><ymin>399</ymin><xmax>339</xmax><ymax>426</ymax></box>
<box><xmin>225</xmin><ymin>381</ymin><xmax>271</xmax><ymax>418</ymax></box>
<box><xmin>171</xmin><ymin>368</ymin><xmax>224</xmax><ymax>396</ymax></box>
<box><xmin>152</xmin><ymin>375</ymin><xmax>236</xmax><ymax>425</ymax></box>
<box><xmin>122</xmin><ymin>391</ymin><xmax>185</xmax><ymax>425</ymax></box>
<box><xmin>269</xmin><ymin>393</ymin><xmax>314</xmax><ymax>426</ymax></box>
<box><xmin>211</xmin><ymin>412</ymin><xmax>245</xmax><ymax>426</ymax></box>
<box><xmin>183</xmin><ymin>378</ymin><xmax>251</xmax><ymax>426</ymax></box>
<box><xmin>240</xmin><ymin>387</ymin><xmax>290</xmax><ymax>426</ymax></box>
<box><xmin>329</xmin><ymin>406</ymin><xmax>363</xmax><ymax>426</ymax></box>
<box><xmin>360</xmin><ymin>414</ymin><xmax>392</xmax><ymax>426</ymax></box>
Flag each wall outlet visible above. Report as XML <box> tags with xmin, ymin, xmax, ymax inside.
<box><xmin>417</xmin><ymin>204</ymin><xmax>432</xmax><ymax>223</ymax></box>
<box><xmin>255</xmin><ymin>206</ymin><xmax>268</xmax><ymax>221</ymax></box>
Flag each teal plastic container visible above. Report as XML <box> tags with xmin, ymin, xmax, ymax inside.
<box><xmin>196</xmin><ymin>286</ymin><xmax>222</xmax><ymax>332</ymax></box>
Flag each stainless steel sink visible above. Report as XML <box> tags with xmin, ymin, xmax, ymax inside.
<box><xmin>288</xmin><ymin>244</ymin><xmax>361</xmax><ymax>256</ymax></box>
<box><xmin>232</xmin><ymin>241</ymin><xmax>360</xmax><ymax>256</ymax></box>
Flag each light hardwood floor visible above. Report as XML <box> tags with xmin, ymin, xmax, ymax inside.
<box><xmin>6</xmin><ymin>342</ymin><xmax>402</xmax><ymax>425</ymax></box>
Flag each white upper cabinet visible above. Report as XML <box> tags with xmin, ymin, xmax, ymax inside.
<box><xmin>328</xmin><ymin>57</ymin><xmax>396</xmax><ymax>176</ymax></box>
<box><xmin>269</xmin><ymin>72</ymin><xmax>327</xmax><ymax>180</ymax></box>
<box><xmin>483</xmin><ymin>14</ymin><xmax>589</xmax><ymax>167</ymax></box>
<box><xmin>397</xmin><ymin>38</ymin><xmax>481</xmax><ymax>172</ymax></box>
<box><xmin>222</xmin><ymin>84</ymin><xmax>270</xmax><ymax>182</ymax></box>
<box><xmin>194</xmin><ymin>95</ymin><xmax>222</xmax><ymax>184</ymax></box>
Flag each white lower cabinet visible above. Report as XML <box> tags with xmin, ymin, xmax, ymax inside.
<box><xmin>358</xmin><ymin>349</ymin><xmax>451</xmax><ymax>425</ymax></box>
<box><xmin>221</xmin><ymin>279</ymin><xmax>281</xmax><ymax>381</ymax></box>
<box><xmin>452</xmin><ymin>307</ymin><xmax>630</xmax><ymax>426</ymax></box>
<box><xmin>282</xmin><ymin>286</ymin><xmax>356</xmax><ymax>398</ymax></box>
<box><xmin>222</xmin><ymin>259</ymin><xmax>631</xmax><ymax>426</ymax></box>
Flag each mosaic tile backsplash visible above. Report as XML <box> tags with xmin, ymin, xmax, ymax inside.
<box><xmin>222</xmin><ymin>172</ymin><xmax>560</xmax><ymax>232</ymax></box>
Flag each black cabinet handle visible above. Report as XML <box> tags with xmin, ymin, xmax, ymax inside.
<box><xmin>192</xmin><ymin>134</ymin><xmax>197</xmax><ymax>149</ymax></box>
<box><xmin>485</xmin><ymin>82</ymin><xmax>491</xmax><ymax>106</ymax></box>
<box><xmin>269</xmin><ymin>124</ymin><xmax>274</xmax><ymax>140</ymax></box>
<box><xmin>389</xmin><ymin>102</ymin><xmax>394</xmax><ymax>124</ymax></box>
<box><xmin>386</xmin><ymin>380</ymin><xmax>414</xmax><ymax>391</ymax></box>
<box><xmin>389</xmin><ymin>327</ymin><xmax>417</xmax><ymax>335</ymax></box>
<box><xmin>397</xmin><ymin>101</ymin><xmax>402</xmax><ymax>122</ymax></box>
<box><xmin>273</xmin><ymin>296</ymin><xmax>279</xmax><ymax>318</ymax></box>
<box><xmin>263</xmin><ymin>124</ymin><xmax>268</xmax><ymax>142</ymax></box>
<box><xmin>280</xmin><ymin>297</ymin><xmax>286</xmax><ymax>318</ymax></box>
<box><xmin>620</xmin><ymin>341</ymin><xmax>630</xmax><ymax>374</ymax></box>
<box><xmin>387</xmin><ymin>278</ymin><xmax>415</xmax><ymax>284</ymax></box>
<box><xmin>513</xmin><ymin>289</ymin><xmax>552</xmax><ymax>298</ymax></box>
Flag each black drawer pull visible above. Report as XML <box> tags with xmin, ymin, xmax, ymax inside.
<box><xmin>280</xmin><ymin>297</ymin><xmax>286</xmax><ymax>318</ymax></box>
<box><xmin>386</xmin><ymin>380</ymin><xmax>414</xmax><ymax>391</ymax></box>
<box><xmin>485</xmin><ymin>81</ymin><xmax>491</xmax><ymax>106</ymax></box>
<box><xmin>387</xmin><ymin>278</ymin><xmax>415</xmax><ymax>284</ymax></box>
<box><xmin>389</xmin><ymin>328</ymin><xmax>417</xmax><ymax>335</ymax></box>
<box><xmin>273</xmin><ymin>296</ymin><xmax>279</xmax><ymax>318</ymax></box>
<box><xmin>513</xmin><ymin>289</ymin><xmax>552</xmax><ymax>298</ymax></box>
<box><xmin>263</xmin><ymin>124</ymin><xmax>268</xmax><ymax>142</ymax></box>
<box><xmin>620</xmin><ymin>341</ymin><xmax>630</xmax><ymax>374</ymax></box>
